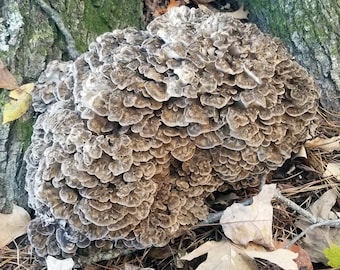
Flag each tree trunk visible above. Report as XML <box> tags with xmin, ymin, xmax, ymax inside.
<box><xmin>0</xmin><ymin>0</ymin><xmax>144</xmax><ymax>213</ymax></box>
<box><xmin>243</xmin><ymin>0</ymin><xmax>340</xmax><ymax>112</ymax></box>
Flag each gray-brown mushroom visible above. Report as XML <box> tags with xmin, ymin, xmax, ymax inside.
<box><xmin>25</xmin><ymin>6</ymin><xmax>320</xmax><ymax>259</ymax></box>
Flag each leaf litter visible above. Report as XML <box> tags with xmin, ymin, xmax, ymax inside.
<box><xmin>295</xmin><ymin>189</ymin><xmax>340</xmax><ymax>264</ymax></box>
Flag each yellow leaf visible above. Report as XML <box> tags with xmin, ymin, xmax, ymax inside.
<box><xmin>9</xmin><ymin>83</ymin><xmax>34</xmax><ymax>99</ymax></box>
<box><xmin>2</xmin><ymin>93</ymin><xmax>31</xmax><ymax>124</ymax></box>
<box><xmin>0</xmin><ymin>205</ymin><xmax>31</xmax><ymax>247</ymax></box>
<box><xmin>324</xmin><ymin>244</ymin><xmax>340</xmax><ymax>268</ymax></box>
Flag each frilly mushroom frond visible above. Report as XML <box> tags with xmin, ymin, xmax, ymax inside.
<box><xmin>25</xmin><ymin>6</ymin><xmax>320</xmax><ymax>258</ymax></box>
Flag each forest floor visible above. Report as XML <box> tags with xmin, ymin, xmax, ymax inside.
<box><xmin>1</xmin><ymin>1</ymin><xmax>340</xmax><ymax>269</ymax></box>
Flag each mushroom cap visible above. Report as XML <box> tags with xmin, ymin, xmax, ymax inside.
<box><xmin>25</xmin><ymin>6</ymin><xmax>319</xmax><ymax>258</ymax></box>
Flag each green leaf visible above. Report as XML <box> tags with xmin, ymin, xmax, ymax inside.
<box><xmin>324</xmin><ymin>243</ymin><xmax>340</xmax><ymax>267</ymax></box>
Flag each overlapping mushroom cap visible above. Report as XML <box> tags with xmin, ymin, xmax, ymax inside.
<box><xmin>25</xmin><ymin>6</ymin><xmax>319</xmax><ymax>258</ymax></box>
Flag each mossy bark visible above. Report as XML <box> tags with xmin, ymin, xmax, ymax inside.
<box><xmin>0</xmin><ymin>0</ymin><xmax>144</xmax><ymax>213</ymax></box>
<box><xmin>244</xmin><ymin>0</ymin><xmax>340</xmax><ymax>111</ymax></box>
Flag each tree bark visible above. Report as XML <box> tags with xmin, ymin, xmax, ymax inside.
<box><xmin>243</xmin><ymin>0</ymin><xmax>340</xmax><ymax>111</ymax></box>
<box><xmin>0</xmin><ymin>0</ymin><xmax>144</xmax><ymax>213</ymax></box>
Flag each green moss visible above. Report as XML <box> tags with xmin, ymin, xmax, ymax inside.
<box><xmin>84</xmin><ymin>1</ymin><xmax>112</xmax><ymax>35</ymax></box>
<box><xmin>0</xmin><ymin>90</ymin><xmax>9</xmax><ymax>113</ymax></box>
<box><xmin>84</xmin><ymin>0</ymin><xmax>142</xmax><ymax>32</ymax></box>
<box><xmin>28</xmin><ymin>22</ymin><xmax>55</xmax><ymax>54</ymax></box>
<box><xmin>12</xmin><ymin>117</ymin><xmax>34</xmax><ymax>151</ymax></box>
<box><xmin>60</xmin><ymin>0</ymin><xmax>143</xmax><ymax>53</ymax></box>
<box><xmin>79</xmin><ymin>0</ymin><xmax>143</xmax><ymax>51</ymax></box>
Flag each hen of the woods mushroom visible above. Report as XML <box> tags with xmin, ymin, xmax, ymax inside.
<box><xmin>25</xmin><ymin>7</ymin><xmax>319</xmax><ymax>259</ymax></box>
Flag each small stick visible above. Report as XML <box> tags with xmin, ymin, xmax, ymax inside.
<box><xmin>273</xmin><ymin>189</ymin><xmax>340</xmax><ymax>248</ymax></box>
<box><xmin>273</xmin><ymin>190</ymin><xmax>322</xmax><ymax>224</ymax></box>
<box><xmin>284</xmin><ymin>219</ymin><xmax>340</xmax><ymax>248</ymax></box>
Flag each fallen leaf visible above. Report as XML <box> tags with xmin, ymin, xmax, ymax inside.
<box><xmin>245</xmin><ymin>249</ymin><xmax>298</xmax><ymax>270</ymax></box>
<box><xmin>181</xmin><ymin>240</ymin><xmax>257</xmax><ymax>270</ymax></box>
<box><xmin>324</xmin><ymin>243</ymin><xmax>340</xmax><ymax>268</ymax></box>
<box><xmin>0</xmin><ymin>60</ymin><xmax>18</xmax><ymax>89</ymax></box>
<box><xmin>9</xmin><ymin>83</ymin><xmax>34</xmax><ymax>99</ymax></box>
<box><xmin>305</xmin><ymin>136</ymin><xmax>340</xmax><ymax>152</ymax></box>
<box><xmin>181</xmin><ymin>240</ymin><xmax>299</xmax><ymax>270</ymax></box>
<box><xmin>295</xmin><ymin>190</ymin><xmax>340</xmax><ymax>264</ymax></box>
<box><xmin>309</xmin><ymin>189</ymin><xmax>337</xmax><ymax>219</ymax></box>
<box><xmin>323</xmin><ymin>162</ymin><xmax>340</xmax><ymax>181</ymax></box>
<box><xmin>2</xmin><ymin>91</ymin><xmax>31</xmax><ymax>124</ymax></box>
<box><xmin>46</xmin><ymin>256</ymin><xmax>74</xmax><ymax>270</ymax></box>
<box><xmin>274</xmin><ymin>241</ymin><xmax>313</xmax><ymax>270</ymax></box>
<box><xmin>0</xmin><ymin>204</ymin><xmax>31</xmax><ymax>248</ymax></box>
<box><xmin>220</xmin><ymin>184</ymin><xmax>276</xmax><ymax>248</ymax></box>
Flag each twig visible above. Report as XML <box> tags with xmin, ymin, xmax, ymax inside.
<box><xmin>285</xmin><ymin>219</ymin><xmax>340</xmax><ymax>249</ymax></box>
<box><xmin>34</xmin><ymin>0</ymin><xmax>80</xmax><ymax>59</ymax></box>
<box><xmin>274</xmin><ymin>189</ymin><xmax>340</xmax><ymax>248</ymax></box>
<box><xmin>274</xmin><ymin>190</ymin><xmax>322</xmax><ymax>224</ymax></box>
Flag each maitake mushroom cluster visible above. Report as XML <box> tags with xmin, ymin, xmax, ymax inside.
<box><xmin>25</xmin><ymin>7</ymin><xmax>319</xmax><ymax>258</ymax></box>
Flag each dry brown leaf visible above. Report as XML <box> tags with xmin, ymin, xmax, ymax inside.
<box><xmin>181</xmin><ymin>240</ymin><xmax>258</xmax><ymax>270</ymax></box>
<box><xmin>274</xmin><ymin>241</ymin><xmax>313</xmax><ymax>270</ymax></box>
<box><xmin>323</xmin><ymin>162</ymin><xmax>340</xmax><ymax>182</ymax></box>
<box><xmin>220</xmin><ymin>184</ymin><xmax>276</xmax><ymax>248</ymax></box>
<box><xmin>245</xmin><ymin>249</ymin><xmax>298</xmax><ymax>270</ymax></box>
<box><xmin>181</xmin><ymin>240</ymin><xmax>299</xmax><ymax>270</ymax></box>
<box><xmin>310</xmin><ymin>189</ymin><xmax>337</xmax><ymax>219</ymax></box>
<box><xmin>295</xmin><ymin>189</ymin><xmax>340</xmax><ymax>264</ymax></box>
<box><xmin>0</xmin><ymin>204</ymin><xmax>31</xmax><ymax>247</ymax></box>
<box><xmin>305</xmin><ymin>136</ymin><xmax>340</xmax><ymax>152</ymax></box>
<box><xmin>0</xmin><ymin>60</ymin><xmax>18</xmax><ymax>89</ymax></box>
<box><xmin>46</xmin><ymin>256</ymin><xmax>74</xmax><ymax>270</ymax></box>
